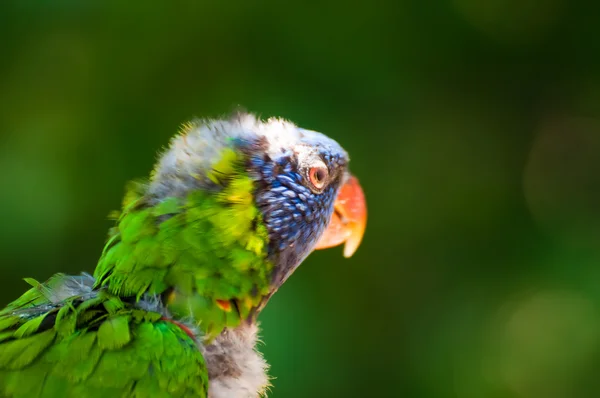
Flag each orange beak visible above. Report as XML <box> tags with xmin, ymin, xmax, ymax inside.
<box><xmin>314</xmin><ymin>175</ymin><xmax>367</xmax><ymax>257</ymax></box>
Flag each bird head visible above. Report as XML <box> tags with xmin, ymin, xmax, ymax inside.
<box><xmin>149</xmin><ymin>112</ymin><xmax>367</xmax><ymax>295</ymax></box>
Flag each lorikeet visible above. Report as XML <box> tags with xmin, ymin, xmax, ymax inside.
<box><xmin>0</xmin><ymin>112</ymin><xmax>367</xmax><ymax>397</ymax></box>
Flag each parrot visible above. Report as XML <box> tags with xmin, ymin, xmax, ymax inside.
<box><xmin>0</xmin><ymin>112</ymin><xmax>367</xmax><ymax>398</ymax></box>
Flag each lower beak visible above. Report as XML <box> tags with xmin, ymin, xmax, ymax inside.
<box><xmin>314</xmin><ymin>175</ymin><xmax>367</xmax><ymax>257</ymax></box>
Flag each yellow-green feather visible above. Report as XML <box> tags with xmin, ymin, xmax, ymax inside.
<box><xmin>94</xmin><ymin>148</ymin><xmax>272</xmax><ymax>339</ymax></box>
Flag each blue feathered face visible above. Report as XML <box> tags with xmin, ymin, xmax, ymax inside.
<box><xmin>238</xmin><ymin>119</ymin><xmax>364</xmax><ymax>288</ymax></box>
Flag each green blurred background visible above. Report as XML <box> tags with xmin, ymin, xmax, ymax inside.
<box><xmin>2</xmin><ymin>1</ymin><xmax>600</xmax><ymax>397</ymax></box>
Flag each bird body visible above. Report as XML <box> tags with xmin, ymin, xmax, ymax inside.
<box><xmin>0</xmin><ymin>113</ymin><xmax>366</xmax><ymax>397</ymax></box>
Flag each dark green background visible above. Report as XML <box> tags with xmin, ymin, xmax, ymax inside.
<box><xmin>2</xmin><ymin>1</ymin><xmax>600</xmax><ymax>397</ymax></box>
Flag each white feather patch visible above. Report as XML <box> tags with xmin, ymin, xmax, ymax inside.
<box><xmin>202</xmin><ymin>323</ymin><xmax>271</xmax><ymax>398</ymax></box>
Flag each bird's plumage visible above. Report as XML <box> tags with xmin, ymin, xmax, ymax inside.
<box><xmin>0</xmin><ymin>274</ymin><xmax>208</xmax><ymax>398</ymax></box>
<box><xmin>0</xmin><ymin>112</ymin><xmax>365</xmax><ymax>398</ymax></box>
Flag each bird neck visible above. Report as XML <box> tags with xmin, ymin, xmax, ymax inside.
<box><xmin>93</xmin><ymin>167</ymin><xmax>275</xmax><ymax>339</ymax></box>
<box><xmin>202</xmin><ymin>322</ymin><xmax>270</xmax><ymax>397</ymax></box>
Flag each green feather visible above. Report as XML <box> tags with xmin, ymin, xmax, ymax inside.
<box><xmin>13</xmin><ymin>313</ymin><xmax>49</xmax><ymax>338</ymax></box>
<box><xmin>97</xmin><ymin>315</ymin><xmax>131</xmax><ymax>350</ymax></box>
<box><xmin>0</xmin><ymin>316</ymin><xmax>21</xmax><ymax>332</ymax></box>
<box><xmin>0</xmin><ymin>329</ymin><xmax>56</xmax><ymax>370</ymax></box>
<box><xmin>0</xmin><ymin>284</ymin><xmax>207</xmax><ymax>397</ymax></box>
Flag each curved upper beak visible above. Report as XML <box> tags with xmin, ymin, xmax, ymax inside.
<box><xmin>314</xmin><ymin>175</ymin><xmax>367</xmax><ymax>257</ymax></box>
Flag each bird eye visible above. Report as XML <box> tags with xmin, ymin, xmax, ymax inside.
<box><xmin>308</xmin><ymin>166</ymin><xmax>329</xmax><ymax>190</ymax></box>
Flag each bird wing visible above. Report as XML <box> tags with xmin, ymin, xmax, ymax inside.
<box><xmin>0</xmin><ymin>274</ymin><xmax>208</xmax><ymax>398</ymax></box>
